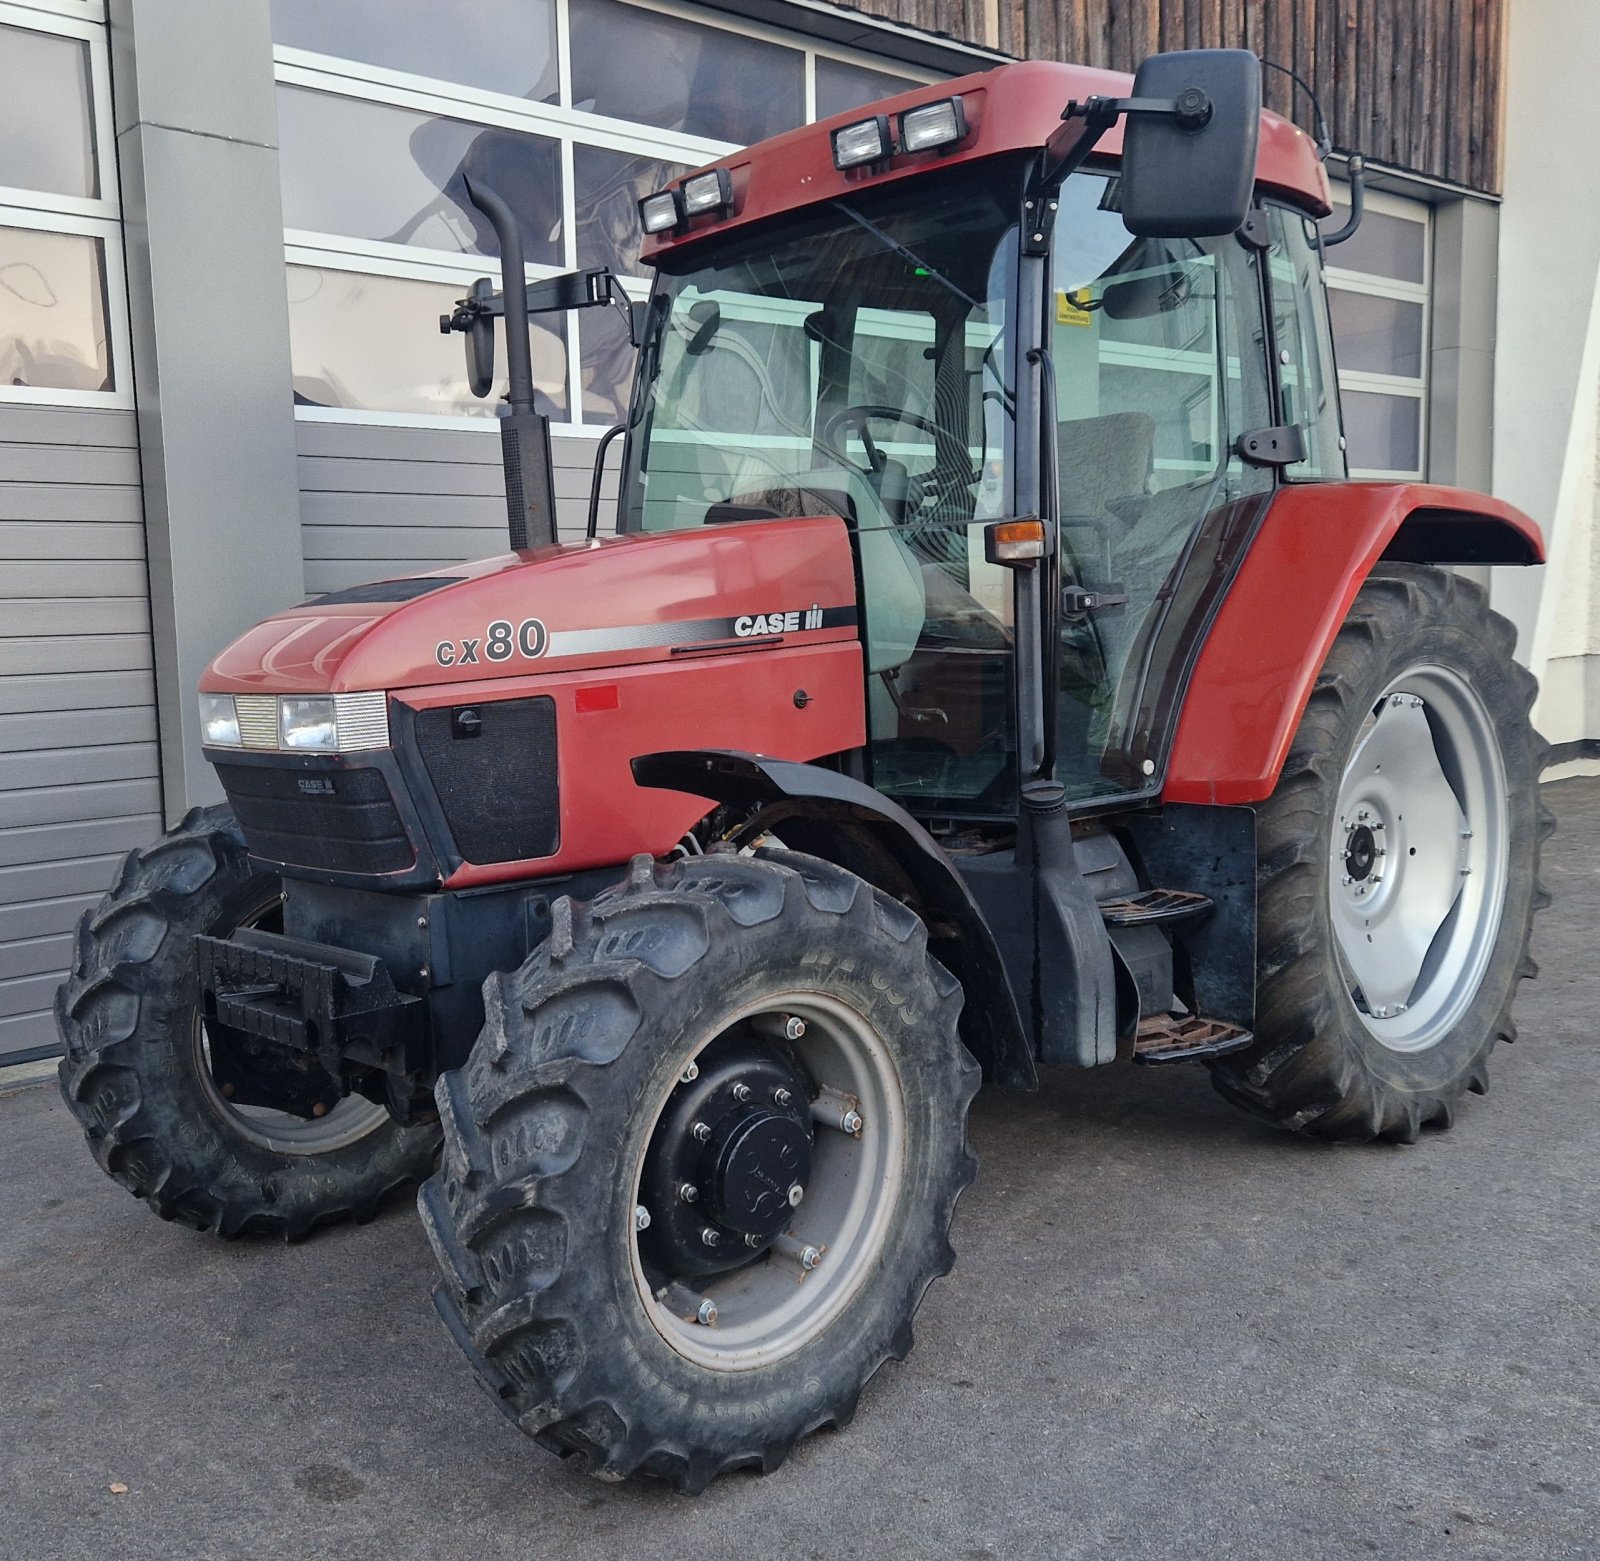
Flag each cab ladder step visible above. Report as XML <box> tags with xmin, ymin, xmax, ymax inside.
<box><xmin>1133</xmin><ymin>1012</ymin><xmax>1253</xmax><ymax>1065</ymax></box>
<box><xmin>1098</xmin><ymin>888</ymin><xmax>1213</xmax><ymax>927</ymax></box>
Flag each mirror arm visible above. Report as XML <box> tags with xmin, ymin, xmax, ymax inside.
<box><xmin>1040</xmin><ymin>91</ymin><xmax>1213</xmax><ymax>190</ymax></box>
<box><xmin>1321</xmin><ymin>155</ymin><xmax>1366</xmax><ymax>248</ymax></box>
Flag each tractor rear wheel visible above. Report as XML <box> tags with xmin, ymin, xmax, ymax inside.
<box><xmin>1209</xmin><ymin>564</ymin><xmax>1551</xmax><ymax>1141</ymax></box>
<box><xmin>56</xmin><ymin>805</ymin><xmax>440</xmax><ymax>1237</ymax></box>
<box><xmin>420</xmin><ymin>849</ymin><xmax>977</xmax><ymax>1492</ymax></box>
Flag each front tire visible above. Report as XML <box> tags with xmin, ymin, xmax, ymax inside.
<box><xmin>1209</xmin><ymin>565</ymin><xmax>1551</xmax><ymax>1141</ymax></box>
<box><xmin>56</xmin><ymin>805</ymin><xmax>440</xmax><ymax>1237</ymax></box>
<box><xmin>420</xmin><ymin>849</ymin><xmax>978</xmax><ymax>1492</ymax></box>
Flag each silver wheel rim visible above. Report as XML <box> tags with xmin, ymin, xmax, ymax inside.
<box><xmin>629</xmin><ymin>990</ymin><xmax>907</xmax><ymax>1372</ymax></box>
<box><xmin>1328</xmin><ymin>664</ymin><xmax>1510</xmax><ymax>1053</ymax></box>
<box><xmin>192</xmin><ymin>894</ymin><xmax>390</xmax><ymax>1155</ymax></box>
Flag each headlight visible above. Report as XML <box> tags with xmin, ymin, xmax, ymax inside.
<box><xmin>199</xmin><ymin>693</ymin><xmax>241</xmax><ymax>747</ymax></box>
<box><xmin>279</xmin><ymin>695</ymin><xmax>339</xmax><ymax>751</ymax></box>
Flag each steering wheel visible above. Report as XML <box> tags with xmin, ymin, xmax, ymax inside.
<box><xmin>820</xmin><ymin>404</ymin><xmax>949</xmax><ymax>478</ymax></box>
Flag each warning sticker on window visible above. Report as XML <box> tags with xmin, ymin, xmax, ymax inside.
<box><xmin>1056</xmin><ymin>289</ymin><xmax>1093</xmax><ymax>328</ymax></box>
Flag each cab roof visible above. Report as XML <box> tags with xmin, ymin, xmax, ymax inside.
<box><xmin>640</xmin><ymin>57</ymin><xmax>1331</xmax><ymax>267</ymax></box>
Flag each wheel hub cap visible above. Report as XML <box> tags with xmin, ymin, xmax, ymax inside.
<box><xmin>706</xmin><ymin>1109</ymin><xmax>811</xmax><ymax>1239</ymax></box>
<box><xmin>1328</xmin><ymin>670</ymin><xmax>1510</xmax><ymax>1049</ymax></box>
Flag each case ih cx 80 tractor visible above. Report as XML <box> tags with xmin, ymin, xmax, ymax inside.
<box><xmin>57</xmin><ymin>51</ymin><xmax>1549</xmax><ymax>1490</ymax></box>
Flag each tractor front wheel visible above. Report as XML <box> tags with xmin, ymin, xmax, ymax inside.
<box><xmin>56</xmin><ymin>805</ymin><xmax>440</xmax><ymax>1237</ymax></box>
<box><xmin>420</xmin><ymin>849</ymin><xmax>977</xmax><ymax>1492</ymax></box>
<box><xmin>1209</xmin><ymin>564</ymin><xmax>1551</xmax><ymax>1141</ymax></box>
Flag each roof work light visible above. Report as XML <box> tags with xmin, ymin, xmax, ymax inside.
<box><xmin>638</xmin><ymin>188</ymin><xmax>682</xmax><ymax>234</ymax></box>
<box><xmin>681</xmin><ymin>168</ymin><xmax>734</xmax><ymax>216</ymax></box>
<box><xmin>831</xmin><ymin>115</ymin><xmax>892</xmax><ymax>169</ymax></box>
<box><xmin>900</xmin><ymin>97</ymin><xmax>968</xmax><ymax>153</ymax></box>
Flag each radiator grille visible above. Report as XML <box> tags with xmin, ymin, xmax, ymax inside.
<box><xmin>214</xmin><ymin>763</ymin><xmax>414</xmax><ymax>875</ymax></box>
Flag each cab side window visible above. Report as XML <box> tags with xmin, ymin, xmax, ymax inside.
<box><xmin>1267</xmin><ymin>207</ymin><xmax>1347</xmax><ymax>480</ymax></box>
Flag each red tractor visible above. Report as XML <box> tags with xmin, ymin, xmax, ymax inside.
<box><xmin>57</xmin><ymin>51</ymin><xmax>1548</xmax><ymax>1490</ymax></box>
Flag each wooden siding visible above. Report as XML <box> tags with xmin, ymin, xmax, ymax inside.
<box><xmin>0</xmin><ymin>405</ymin><xmax>162</xmax><ymax>1064</ymax></box>
<box><xmin>297</xmin><ymin>423</ymin><xmax>618</xmax><ymax>596</ymax></box>
<box><xmin>843</xmin><ymin>0</ymin><xmax>1505</xmax><ymax>193</ymax></box>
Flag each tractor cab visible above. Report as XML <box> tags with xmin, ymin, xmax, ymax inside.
<box><xmin>615</xmin><ymin>51</ymin><xmax>1322</xmax><ymax>819</ymax></box>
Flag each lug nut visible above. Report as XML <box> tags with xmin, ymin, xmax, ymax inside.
<box><xmin>732</xmin><ymin>1083</ymin><xmax>751</xmax><ymax>1103</ymax></box>
<box><xmin>744</xmin><ymin>1233</ymin><xmax>764</xmax><ymax>1248</ymax></box>
<box><xmin>680</xmin><ymin>1061</ymin><xmax>699</xmax><ymax>1084</ymax></box>
<box><xmin>696</xmin><ymin>1299</ymin><xmax>717</xmax><ymax>1326</ymax></box>
<box><xmin>774</xmin><ymin>1087</ymin><xmax>792</xmax><ymax>1107</ymax></box>
<box><xmin>691</xmin><ymin>1121</ymin><xmax>711</xmax><ymax>1143</ymax></box>
<box><xmin>810</xmin><ymin>1087</ymin><xmax>863</xmax><ymax>1135</ymax></box>
<box><xmin>678</xmin><ymin>1182</ymin><xmax>699</xmax><ymax>1203</ymax></box>
<box><xmin>700</xmin><ymin>1227</ymin><xmax>721</xmax><ymax>1248</ymax></box>
<box><xmin>634</xmin><ymin>1205</ymin><xmax>651</xmax><ymax>1232</ymax></box>
<box><xmin>783</xmin><ymin>1016</ymin><xmax>806</xmax><ymax>1040</ymax></box>
<box><xmin>773</xmin><ymin>1233</ymin><xmax>825</xmax><ymax>1271</ymax></box>
<box><xmin>788</xmin><ymin>1183</ymin><xmax>805</xmax><ymax>1207</ymax></box>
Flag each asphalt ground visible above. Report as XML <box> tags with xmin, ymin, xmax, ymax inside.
<box><xmin>3</xmin><ymin>779</ymin><xmax>1598</xmax><ymax>1561</ymax></box>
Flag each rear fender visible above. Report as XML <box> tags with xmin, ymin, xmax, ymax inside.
<box><xmin>1166</xmin><ymin>483</ymin><xmax>1543</xmax><ymax>806</ymax></box>
<box><xmin>632</xmin><ymin>750</ymin><xmax>1036</xmax><ymax>1090</ymax></box>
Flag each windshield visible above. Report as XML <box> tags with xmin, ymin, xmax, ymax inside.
<box><xmin>618</xmin><ymin>161</ymin><xmax>1023</xmax><ymax>541</ymax></box>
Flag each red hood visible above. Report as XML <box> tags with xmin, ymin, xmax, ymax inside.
<box><xmin>202</xmin><ymin>516</ymin><xmax>859</xmax><ymax>695</ymax></box>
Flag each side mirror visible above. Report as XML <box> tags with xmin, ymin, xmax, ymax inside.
<box><xmin>1120</xmin><ymin>50</ymin><xmax>1261</xmax><ymax>239</ymax></box>
<box><xmin>462</xmin><ymin>277</ymin><xmax>496</xmax><ymax>398</ymax></box>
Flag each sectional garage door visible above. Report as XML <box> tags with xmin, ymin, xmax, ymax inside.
<box><xmin>0</xmin><ymin>406</ymin><xmax>161</xmax><ymax>1064</ymax></box>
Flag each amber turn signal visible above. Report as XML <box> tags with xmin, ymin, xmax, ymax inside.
<box><xmin>983</xmin><ymin>517</ymin><xmax>1047</xmax><ymax>566</ymax></box>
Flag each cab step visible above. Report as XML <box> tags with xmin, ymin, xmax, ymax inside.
<box><xmin>1133</xmin><ymin>1012</ymin><xmax>1253</xmax><ymax>1065</ymax></box>
<box><xmin>1098</xmin><ymin>888</ymin><xmax>1213</xmax><ymax>927</ymax></box>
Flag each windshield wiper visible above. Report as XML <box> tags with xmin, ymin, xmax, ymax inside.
<box><xmin>833</xmin><ymin>202</ymin><xmax>980</xmax><ymax>311</ymax></box>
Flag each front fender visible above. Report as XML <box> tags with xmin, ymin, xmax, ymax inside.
<box><xmin>1166</xmin><ymin>483</ymin><xmax>1543</xmax><ymax>806</ymax></box>
<box><xmin>632</xmin><ymin>750</ymin><xmax>1035</xmax><ymax>1090</ymax></box>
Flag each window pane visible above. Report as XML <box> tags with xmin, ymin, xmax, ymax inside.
<box><xmin>270</xmin><ymin>0</ymin><xmax>558</xmax><ymax>104</ymax></box>
<box><xmin>579</xmin><ymin>299</ymin><xmax>635</xmax><ymax>424</ymax></box>
<box><xmin>0</xmin><ymin>26</ymin><xmax>96</xmax><ymax>199</ymax></box>
<box><xmin>1328</xmin><ymin>287</ymin><xmax>1425</xmax><ymax>379</ymax></box>
<box><xmin>287</xmin><ymin>266</ymin><xmax>567</xmax><ymax>418</ymax></box>
<box><xmin>1268</xmin><ymin>210</ymin><xmax>1346</xmax><ymax>480</ymax></box>
<box><xmin>814</xmin><ymin>57</ymin><xmax>918</xmax><ymax>121</ymax></box>
<box><xmin>278</xmin><ymin>88</ymin><xmax>562</xmax><ymax>267</ymax></box>
<box><xmin>570</xmin><ymin>0</ymin><xmax>802</xmax><ymax>145</ymax></box>
<box><xmin>574</xmin><ymin>145</ymin><xmax>687</xmax><ymax>278</ymax></box>
<box><xmin>1326</xmin><ymin>200</ymin><xmax>1426</xmax><ymax>284</ymax></box>
<box><xmin>1342</xmin><ymin>389</ymin><xmax>1422</xmax><ymax>474</ymax></box>
<box><xmin>0</xmin><ymin>226</ymin><xmax>111</xmax><ymax>391</ymax></box>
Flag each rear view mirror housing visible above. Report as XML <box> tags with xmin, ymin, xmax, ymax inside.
<box><xmin>1120</xmin><ymin>50</ymin><xmax>1262</xmax><ymax>239</ymax></box>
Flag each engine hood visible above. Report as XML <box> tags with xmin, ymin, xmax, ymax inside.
<box><xmin>202</xmin><ymin>516</ymin><xmax>860</xmax><ymax>695</ymax></box>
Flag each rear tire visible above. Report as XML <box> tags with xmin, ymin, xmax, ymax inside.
<box><xmin>1208</xmin><ymin>565</ymin><xmax>1551</xmax><ymax>1141</ymax></box>
<box><xmin>56</xmin><ymin>805</ymin><xmax>440</xmax><ymax>1238</ymax></box>
<box><xmin>420</xmin><ymin>849</ymin><xmax>978</xmax><ymax>1492</ymax></box>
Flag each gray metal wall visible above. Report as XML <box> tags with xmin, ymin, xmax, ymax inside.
<box><xmin>0</xmin><ymin>404</ymin><xmax>162</xmax><ymax>1064</ymax></box>
<box><xmin>298</xmin><ymin>424</ymin><xmax>617</xmax><ymax>594</ymax></box>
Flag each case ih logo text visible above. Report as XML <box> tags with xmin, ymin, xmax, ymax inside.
<box><xmin>435</xmin><ymin>618</ymin><xmax>547</xmax><ymax>668</ymax></box>
<box><xmin>735</xmin><ymin>603</ymin><xmax>824</xmax><ymax>637</ymax></box>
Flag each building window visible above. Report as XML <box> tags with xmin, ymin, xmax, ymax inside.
<box><xmin>1326</xmin><ymin>185</ymin><xmax>1431</xmax><ymax>479</ymax></box>
<box><xmin>0</xmin><ymin>4</ymin><xmax>127</xmax><ymax>408</ymax></box>
<box><xmin>272</xmin><ymin>0</ymin><xmax>936</xmax><ymax>433</ymax></box>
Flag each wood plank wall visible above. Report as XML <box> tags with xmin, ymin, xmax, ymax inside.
<box><xmin>847</xmin><ymin>0</ymin><xmax>1505</xmax><ymax>192</ymax></box>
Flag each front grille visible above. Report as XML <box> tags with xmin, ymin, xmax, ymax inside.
<box><xmin>414</xmin><ymin>696</ymin><xmax>559</xmax><ymax>863</ymax></box>
<box><xmin>214</xmin><ymin>762</ymin><xmax>415</xmax><ymax>875</ymax></box>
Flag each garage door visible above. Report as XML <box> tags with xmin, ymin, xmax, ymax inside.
<box><xmin>0</xmin><ymin>1</ymin><xmax>159</xmax><ymax>1065</ymax></box>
